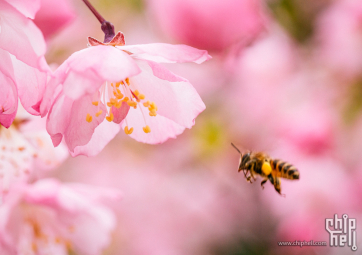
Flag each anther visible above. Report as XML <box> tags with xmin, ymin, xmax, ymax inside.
<box><xmin>143</xmin><ymin>125</ymin><xmax>151</xmax><ymax>133</ymax></box>
<box><xmin>92</xmin><ymin>101</ymin><xmax>99</xmax><ymax>106</ymax></box>
<box><xmin>95</xmin><ymin>110</ymin><xmax>103</xmax><ymax>117</ymax></box>
<box><xmin>149</xmin><ymin>111</ymin><xmax>157</xmax><ymax>117</ymax></box>
<box><xmin>127</xmin><ymin>101</ymin><xmax>137</xmax><ymax>107</ymax></box>
<box><xmin>86</xmin><ymin>114</ymin><xmax>93</xmax><ymax>123</ymax></box>
<box><xmin>124</xmin><ymin>126</ymin><xmax>134</xmax><ymax>135</ymax></box>
<box><xmin>106</xmin><ymin>112</ymin><xmax>114</xmax><ymax>122</ymax></box>
<box><xmin>115</xmin><ymin>101</ymin><xmax>122</xmax><ymax>108</ymax></box>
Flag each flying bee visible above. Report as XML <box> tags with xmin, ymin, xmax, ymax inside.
<box><xmin>231</xmin><ymin>143</ymin><xmax>299</xmax><ymax>196</ymax></box>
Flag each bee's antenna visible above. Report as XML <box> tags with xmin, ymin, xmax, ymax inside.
<box><xmin>231</xmin><ymin>143</ymin><xmax>241</xmax><ymax>154</ymax></box>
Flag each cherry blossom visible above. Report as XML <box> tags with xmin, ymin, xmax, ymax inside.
<box><xmin>0</xmin><ymin>110</ymin><xmax>68</xmax><ymax>197</ymax></box>
<box><xmin>0</xmin><ymin>0</ymin><xmax>49</xmax><ymax>128</ymax></box>
<box><xmin>0</xmin><ymin>178</ymin><xmax>120</xmax><ymax>255</ymax></box>
<box><xmin>33</xmin><ymin>0</ymin><xmax>75</xmax><ymax>39</ymax></box>
<box><xmin>40</xmin><ymin>32</ymin><xmax>209</xmax><ymax>156</ymax></box>
<box><xmin>146</xmin><ymin>0</ymin><xmax>267</xmax><ymax>52</ymax></box>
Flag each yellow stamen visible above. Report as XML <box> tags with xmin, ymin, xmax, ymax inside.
<box><xmin>123</xmin><ymin>97</ymin><xmax>129</xmax><ymax>102</ymax></box>
<box><xmin>32</xmin><ymin>242</ymin><xmax>38</xmax><ymax>252</ymax></box>
<box><xmin>139</xmin><ymin>94</ymin><xmax>145</xmax><ymax>100</ymax></box>
<box><xmin>116</xmin><ymin>93</ymin><xmax>124</xmax><ymax>99</ymax></box>
<box><xmin>107</xmin><ymin>102</ymin><xmax>113</xmax><ymax>107</ymax></box>
<box><xmin>95</xmin><ymin>110</ymin><xmax>103</xmax><ymax>117</ymax></box>
<box><xmin>125</xmin><ymin>78</ymin><xmax>130</xmax><ymax>85</ymax></box>
<box><xmin>143</xmin><ymin>125</ymin><xmax>151</xmax><ymax>133</ymax></box>
<box><xmin>124</xmin><ymin>126</ymin><xmax>134</xmax><ymax>135</ymax></box>
<box><xmin>92</xmin><ymin>101</ymin><xmax>99</xmax><ymax>106</ymax></box>
<box><xmin>143</xmin><ymin>101</ymin><xmax>150</xmax><ymax>107</ymax></box>
<box><xmin>115</xmin><ymin>101</ymin><xmax>123</xmax><ymax>108</ymax></box>
<box><xmin>116</xmin><ymin>82</ymin><xmax>122</xmax><ymax>87</ymax></box>
<box><xmin>106</xmin><ymin>113</ymin><xmax>114</xmax><ymax>122</ymax></box>
<box><xmin>86</xmin><ymin>114</ymin><xmax>92</xmax><ymax>123</ymax></box>
<box><xmin>134</xmin><ymin>90</ymin><xmax>140</xmax><ymax>96</ymax></box>
<box><xmin>127</xmin><ymin>101</ymin><xmax>137</xmax><ymax>107</ymax></box>
<box><xmin>110</xmin><ymin>98</ymin><xmax>117</xmax><ymax>104</ymax></box>
<box><xmin>150</xmin><ymin>102</ymin><xmax>157</xmax><ymax>110</ymax></box>
<box><xmin>149</xmin><ymin>111</ymin><xmax>157</xmax><ymax>117</ymax></box>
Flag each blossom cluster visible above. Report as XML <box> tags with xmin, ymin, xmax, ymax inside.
<box><xmin>0</xmin><ymin>0</ymin><xmax>210</xmax><ymax>253</ymax></box>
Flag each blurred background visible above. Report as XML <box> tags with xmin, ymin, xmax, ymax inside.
<box><xmin>37</xmin><ymin>0</ymin><xmax>362</xmax><ymax>254</ymax></box>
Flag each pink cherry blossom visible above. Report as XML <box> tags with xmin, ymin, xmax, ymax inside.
<box><xmin>315</xmin><ymin>0</ymin><xmax>362</xmax><ymax>81</ymax></box>
<box><xmin>40</xmin><ymin>32</ymin><xmax>209</xmax><ymax>156</ymax></box>
<box><xmin>0</xmin><ymin>178</ymin><xmax>120</xmax><ymax>255</ymax></box>
<box><xmin>0</xmin><ymin>0</ymin><xmax>49</xmax><ymax>128</ymax></box>
<box><xmin>0</xmin><ymin>110</ymin><xmax>68</xmax><ymax>197</ymax></box>
<box><xmin>33</xmin><ymin>0</ymin><xmax>75</xmax><ymax>39</ymax></box>
<box><xmin>146</xmin><ymin>0</ymin><xmax>267</xmax><ymax>52</ymax></box>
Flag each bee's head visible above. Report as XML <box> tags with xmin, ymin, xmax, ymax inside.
<box><xmin>239</xmin><ymin>152</ymin><xmax>251</xmax><ymax>169</ymax></box>
<box><xmin>231</xmin><ymin>143</ymin><xmax>251</xmax><ymax>170</ymax></box>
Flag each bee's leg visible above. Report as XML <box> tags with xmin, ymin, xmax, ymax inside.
<box><xmin>244</xmin><ymin>159</ymin><xmax>257</xmax><ymax>183</ymax></box>
<box><xmin>260</xmin><ymin>178</ymin><xmax>268</xmax><ymax>189</ymax></box>
<box><xmin>243</xmin><ymin>169</ymin><xmax>248</xmax><ymax>178</ymax></box>
<box><xmin>271</xmin><ymin>176</ymin><xmax>285</xmax><ymax>197</ymax></box>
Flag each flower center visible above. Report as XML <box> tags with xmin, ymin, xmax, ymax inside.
<box><xmin>24</xmin><ymin>211</ymin><xmax>74</xmax><ymax>254</ymax></box>
<box><xmin>86</xmin><ymin>78</ymin><xmax>158</xmax><ymax>135</ymax></box>
<box><xmin>0</xmin><ymin>123</ymin><xmax>36</xmax><ymax>195</ymax></box>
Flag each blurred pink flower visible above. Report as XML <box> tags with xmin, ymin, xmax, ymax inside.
<box><xmin>315</xmin><ymin>0</ymin><xmax>362</xmax><ymax>80</ymax></box>
<box><xmin>0</xmin><ymin>111</ymin><xmax>68</xmax><ymax>197</ymax></box>
<box><xmin>40</xmin><ymin>32</ymin><xmax>209</xmax><ymax>156</ymax></box>
<box><xmin>33</xmin><ymin>0</ymin><xmax>75</xmax><ymax>39</ymax></box>
<box><xmin>0</xmin><ymin>0</ymin><xmax>49</xmax><ymax>128</ymax></box>
<box><xmin>53</xmin><ymin>143</ymin><xmax>258</xmax><ymax>255</ymax></box>
<box><xmin>3</xmin><ymin>0</ymin><xmax>41</xmax><ymax>19</ymax></box>
<box><xmin>146</xmin><ymin>0</ymin><xmax>267</xmax><ymax>52</ymax></box>
<box><xmin>0</xmin><ymin>178</ymin><xmax>120</xmax><ymax>255</ymax></box>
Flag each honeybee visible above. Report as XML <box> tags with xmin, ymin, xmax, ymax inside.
<box><xmin>231</xmin><ymin>143</ymin><xmax>299</xmax><ymax>196</ymax></box>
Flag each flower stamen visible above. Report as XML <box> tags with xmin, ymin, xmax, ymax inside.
<box><xmin>86</xmin><ymin>114</ymin><xmax>92</xmax><ymax>123</ymax></box>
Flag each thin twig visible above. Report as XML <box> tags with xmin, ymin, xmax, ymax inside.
<box><xmin>82</xmin><ymin>0</ymin><xmax>105</xmax><ymax>23</ymax></box>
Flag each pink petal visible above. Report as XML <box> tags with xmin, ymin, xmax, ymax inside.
<box><xmin>130</xmin><ymin>60</ymin><xmax>205</xmax><ymax>128</ymax></box>
<box><xmin>71</xmin><ymin>120</ymin><xmax>121</xmax><ymax>157</ymax></box>
<box><xmin>0</xmin><ymin>0</ymin><xmax>47</xmax><ymax>70</ymax></box>
<box><xmin>112</xmin><ymin>102</ymin><xmax>130</xmax><ymax>124</ymax></box>
<box><xmin>118</xmin><ymin>43</ymin><xmax>211</xmax><ymax>64</ymax></box>
<box><xmin>121</xmin><ymin>107</ymin><xmax>185</xmax><ymax>144</ymax></box>
<box><xmin>66</xmin><ymin>46</ymin><xmax>141</xmax><ymax>82</ymax></box>
<box><xmin>33</xmin><ymin>0</ymin><xmax>75</xmax><ymax>39</ymax></box>
<box><xmin>10</xmin><ymin>55</ymin><xmax>47</xmax><ymax>115</ymax></box>
<box><xmin>0</xmin><ymin>50</ymin><xmax>17</xmax><ymax>128</ymax></box>
<box><xmin>46</xmin><ymin>93</ymin><xmax>73</xmax><ymax>147</ymax></box>
<box><xmin>62</xmin><ymin>69</ymin><xmax>104</xmax><ymax>100</ymax></box>
<box><xmin>40</xmin><ymin>62</ymin><xmax>69</xmax><ymax>117</ymax></box>
<box><xmin>64</xmin><ymin>94</ymin><xmax>107</xmax><ymax>152</ymax></box>
<box><xmin>4</xmin><ymin>0</ymin><xmax>41</xmax><ymax>19</ymax></box>
<box><xmin>147</xmin><ymin>60</ymin><xmax>187</xmax><ymax>82</ymax></box>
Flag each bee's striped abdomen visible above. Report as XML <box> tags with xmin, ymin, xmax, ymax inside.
<box><xmin>271</xmin><ymin>159</ymin><xmax>299</xmax><ymax>180</ymax></box>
